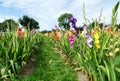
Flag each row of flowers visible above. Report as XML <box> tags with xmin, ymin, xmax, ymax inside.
<box><xmin>0</xmin><ymin>28</ymin><xmax>41</xmax><ymax>80</ymax></box>
<box><xmin>43</xmin><ymin>11</ymin><xmax>120</xmax><ymax>80</ymax></box>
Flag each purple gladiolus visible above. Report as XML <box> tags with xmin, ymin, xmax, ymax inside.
<box><xmin>83</xmin><ymin>26</ymin><xmax>93</xmax><ymax>48</ymax></box>
<box><xmin>54</xmin><ymin>24</ymin><xmax>59</xmax><ymax>31</ymax></box>
<box><xmin>70</xmin><ymin>16</ymin><xmax>74</xmax><ymax>21</ymax></box>
<box><xmin>87</xmin><ymin>37</ymin><xmax>93</xmax><ymax>48</ymax></box>
<box><xmin>70</xmin><ymin>16</ymin><xmax>77</xmax><ymax>29</ymax></box>
<box><xmin>69</xmin><ymin>36</ymin><xmax>74</xmax><ymax>48</ymax></box>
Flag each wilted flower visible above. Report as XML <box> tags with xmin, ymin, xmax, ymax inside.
<box><xmin>114</xmin><ymin>48</ymin><xmax>119</xmax><ymax>53</ymax></box>
<box><xmin>114</xmin><ymin>42</ymin><xmax>118</xmax><ymax>46</ymax></box>
<box><xmin>68</xmin><ymin>36</ymin><xmax>74</xmax><ymax>48</ymax></box>
<box><xmin>110</xmin><ymin>39</ymin><xmax>113</xmax><ymax>42</ymax></box>
<box><xmin>110</xmin><ymin>45</ymin><xmax>114</xmax><ymax>49</ymax></box>
<box><xmin>109</xmin><ymin>52</ymin><xmax>114</xmax><ymax>57</ymax></box>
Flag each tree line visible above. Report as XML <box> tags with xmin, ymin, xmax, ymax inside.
<box><xmin>0</xmin><ymin>13</ymin><xmax>120</xmax><ymax>32</ymax></box>
<box><xmin>0</xmin><ymin>15</ymin><xmax>39</xmax><ymax>32</ymax></box>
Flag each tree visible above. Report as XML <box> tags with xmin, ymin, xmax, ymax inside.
<box><xmin>18</xmin><ymin>15</ymin><xmax>39</xmax><ymax>30</ymax></box>
<box><xmin>116</xmin><ymin>24</ymin><xmax>120</xmax><ymax>29</ymax></box>
<box><xmin>0</xmin><ymin>19</ymin><xmax>18</xmax><ymax>32</ymax></box>
<box><xmin>58</xmin><ymin>13</ymin><xmax>72</xmax><ymax>30</ymax></box>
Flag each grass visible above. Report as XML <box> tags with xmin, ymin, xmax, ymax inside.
<box><xmin>16</xmin><ymin>37</ymin><xmax>78</xmax><ymax>81</ymax></box>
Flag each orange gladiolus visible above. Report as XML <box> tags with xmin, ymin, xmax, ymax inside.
<box><xmin>91</xmin><ymin>29</ymin><xmax>96</xmax><ymax>34</ymax></box>
<box><xmin>17</xmin><ymin>28</ymin><xmax>24</xmax><ymax>37</ymax></box>
<box><xmin>114</xmin><ymin>32</ymin><xmax>118</xmax><ymax>36</ymax></box>
<box><xmin>108</xmin><ymin>27</ymin><xmax>112</xmax><ymax>33</ymax></box>
<box><xmin>53</xmin><ymin>32</ymin><xmax>59</xmax><ymax>42</ymax></box>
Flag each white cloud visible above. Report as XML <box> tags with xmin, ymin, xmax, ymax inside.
<box><xmin>0</xmin><ymin>13</ymin><xmax>18</xmax><ymax>22</ymax></box>
<box><xmin>0</xmin><ymin>0</ymin><xmax>120</xmax><ymax>31</ymax></box>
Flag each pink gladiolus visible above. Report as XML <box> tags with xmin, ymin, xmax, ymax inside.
<box><xmin>69</xmin><ymin>36</ymin><xmax>74</xmax><ymax>48</ymax></box>
<box><xmin>30</xmin><ymin>29</ymin><xmax>34</xmax><ymax>34</ymax></box>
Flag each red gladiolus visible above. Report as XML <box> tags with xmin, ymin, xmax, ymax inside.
<box><xmin>17</xmin><ymin>28</ymin><xmax>24</xmax><ymax>37</ymax></box>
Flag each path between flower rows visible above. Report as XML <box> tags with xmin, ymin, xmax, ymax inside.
<box><xmin>18</xmin><ymin>37</ymin><xmax>89</xmax><ymax>81</ymax></box>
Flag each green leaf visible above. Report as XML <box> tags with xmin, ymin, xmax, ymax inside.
<box><xmin>115</xmin><ymin>67</ymin><xmax>120</xmax><ymax>72</ymax></box>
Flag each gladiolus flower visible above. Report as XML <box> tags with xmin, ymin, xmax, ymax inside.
<box><xmin>68</xmin><ymin>31</ymin><xmax>73</xmax><ymax>36</ymax></box>
<box><xmin>44</xmin><ymin>33</ymin><xmax>49</xmax><ymax>36</ymax></box>
<box><xmin>83</xmin><ymin>26</ymin><xmax>93</xmax><ymax>48</ymax></box>
<box><xmin>53</xmin><ymin>32</ymin><xmax>59</xmax><ymax>42</ymax></box>
<box><xmin>30</xmin><ymin>29</ymin><xmax>34</xmax><ymax>34</ymax></box>
<box><xmin>81</xmin><ymin>31</ymin><xmax>84</xmax><ymax>37</ymax></box>
<box><xmin>24</xmin><ymin>29</ymin><xmax>28</xmax><ymax>37</ymax></box>
<box><xmin>70</xmin><ymin>16</ymin><xmax>77</xmax><ymax>29</ymax></box>
<box><xmin>87</xmin><ymin>37</ymin><xmax>93</xmax><ymax>48</ymax></box>
<box><xmin>93</xmin><ymin>31</ymin><xmax>100</xmax><ymax>49</ymax></box>
<box><xmin>114</xmin><ymin>32</ymin><xmax>118</xmax><ymax>36</ymax></box>
<box><xmin>54</xmin><ymin>24</ymin><xmax>59</xmax><ymax>31</ymax></box>
<box><xmin>68</xmin><ymin>36</ymin><xmax>74</xmax><ymax>48</ymax></box>
<box><xmin>57</xmin><ymin>31</ymin><xmax>63</xmax><ymax>40</ymax></box>
<box><xmin>17</xmin><ymin>28</ymin><xmax>24</xmax><ymax>37</ymax></box>
<box><xmin>91</xmin><ymin>29</ymin><xmax>95</xmax><ymax>34</ymax></box>
<box><xmin>108</xmin><ymin>27</ymin><xmax>112</xmax><ymax>33</ymax></box>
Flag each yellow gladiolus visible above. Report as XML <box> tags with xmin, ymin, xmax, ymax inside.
<box><xmin>68</xmin><ymin>31</ymin><xmax>73</xmax><ymax>36</ymax></box>
<box><xmin>44</xmin><ymin>33</ymin><xmax>48</xmax><ymax>36</ymax></box>
<box><xmin>93</xmin><ymin>31</ymin><xmax>100</xmax><ymax>49</ymax></box>
<box><xmin>24</xmin><ymin>29</ymin><xmax>28</xmax><ymax>37</ymax></box>
<box><xmin>81</xmin><ymin>31</ymin><xmax>84</xmax><ymax>37</ymax></box>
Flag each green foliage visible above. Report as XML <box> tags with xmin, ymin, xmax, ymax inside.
<box><xmin>58</xmin><ymin>13</ymin><xmax>73</xmax><ymax>30</ymax></box>
<box><xmin>18</xmin><ymin>15</ymin><xmax>39</xmax><ymax>30</ymax></box>
<box><xmin>0</xmin><ymin>28</ymin><xmax>41</xmax><ymax>80</ymax></box>
<box><xmin>16</xmin><ymin>37</ymin><xmax>77</xmax><ymax>81</ymax></box>
<box><xmin>110</xmin><ymin>1</ymin><xmax>119</xmax><ymax>30</ymax></box>
<box><xmin>0</xmin><ymin>19</ymin><xmax>18</xmax><ymax>32</ymax></box>
<box><xmin>56</xmin><ymin>1</ymin><xmax>120</xmax><ymax>81</ymax></box>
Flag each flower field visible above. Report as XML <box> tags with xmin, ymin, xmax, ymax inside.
<box><xmin>0</xmin><ymin>1</ymin><xmax>120</xmax><ymax>81</ymax></box>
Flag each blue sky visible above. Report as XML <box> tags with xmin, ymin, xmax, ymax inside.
<box><xmin>0</xmin><ymin>0</ymin><xmax>119</xmax><ymax>31</ymax></box>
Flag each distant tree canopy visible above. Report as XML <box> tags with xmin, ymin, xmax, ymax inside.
<box><xmin>18</xmin><ymin>15</ymin><xmax>39</xmax><ymax>30</ymax></box>
<box><xmin>58</xmin><ymin>13</ymin><xmax>73</xmax><ymax>30</ymax></box>
<box><xmin>0</xmin><ymin>19</ymin><xmax>18</xmax><ymax>32</ymax></box>
<box><xmin>116</xmin><ymin>24</ymin><xmax>120</xmax><ymax>29</ymax></box>
<box><xmin>88</xmin><ymin>19</ymin><xmax>108</xmax><ymax>29</ymax></box>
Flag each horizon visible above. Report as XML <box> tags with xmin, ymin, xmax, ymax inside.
<box><xmin>0</xmin><ymin>0</ymin><xmax>120</xmax><ymax>31</ymax></box>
